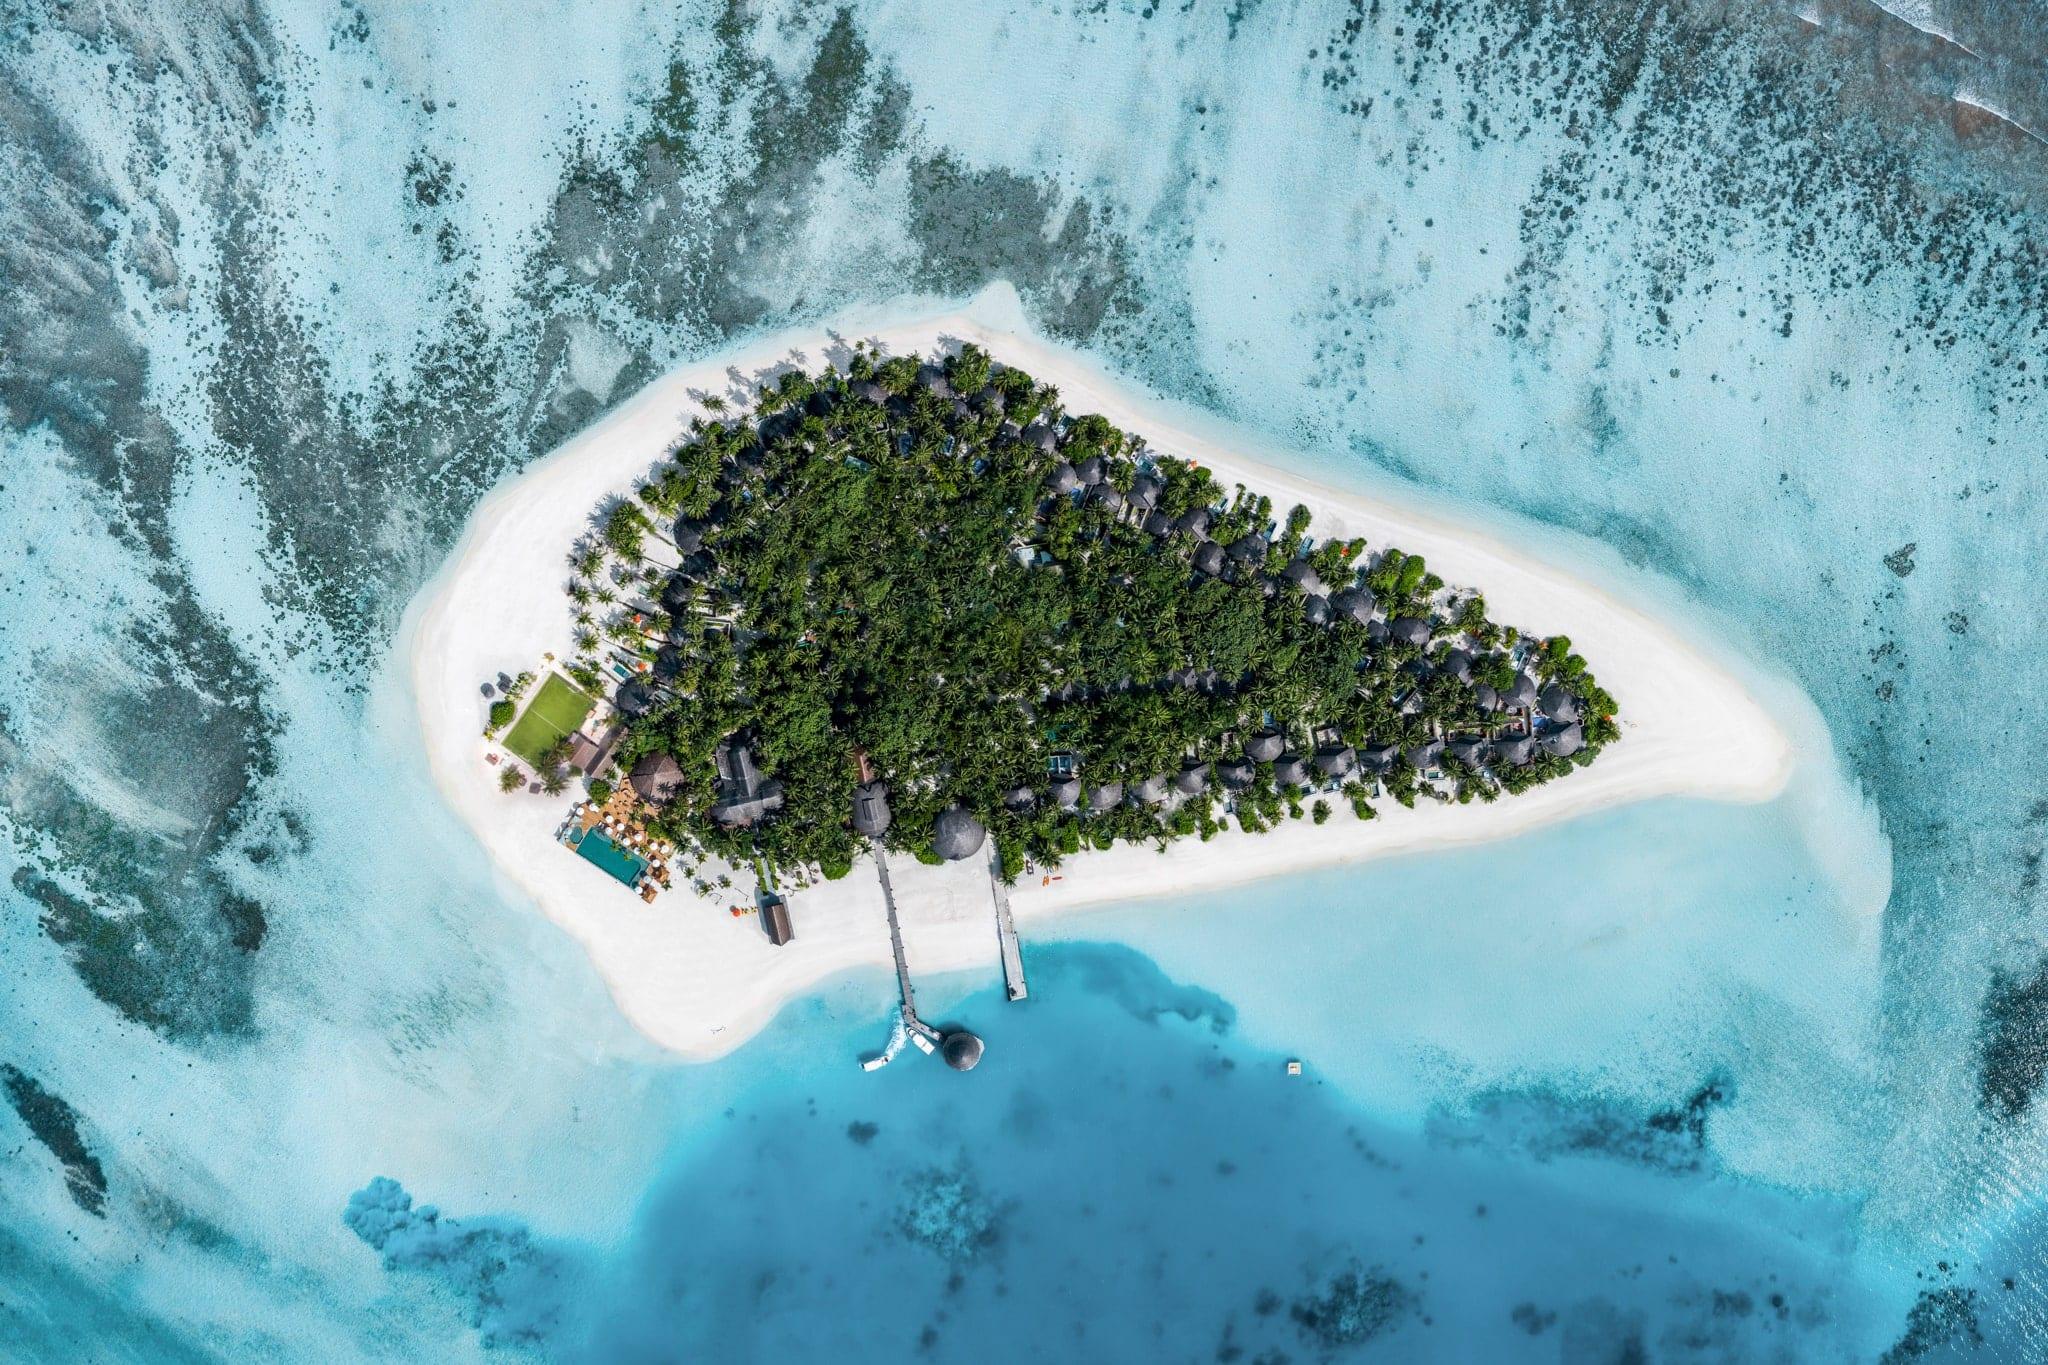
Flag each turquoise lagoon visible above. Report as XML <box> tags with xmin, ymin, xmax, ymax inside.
<box><xmin>6</xmin><ymin>0</ymin><xmax>2048</xmax><ymax>1360</ymax></box>
<box><xmin>335</xmin><ymin>797</ymin><xmax>1922</xmax><ymax>1362</ymax></box>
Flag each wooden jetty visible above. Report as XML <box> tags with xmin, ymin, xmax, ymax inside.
<box><xmin>871</xmin><ymin>844</ymin><xmax>941</xmax><ymax>1044</ymax></box>
<box><xmin>987</xmin><ymin>850</ymin><xmax>1028</xmax><ymax>1002</ymax></box>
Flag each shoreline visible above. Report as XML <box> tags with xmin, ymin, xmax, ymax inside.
<box><xmin>400</xmin><ymin>283</ymin><xmax>1796</xmax><ymax>1062</ymax></box>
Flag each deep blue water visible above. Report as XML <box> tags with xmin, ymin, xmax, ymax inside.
<box><xmin>354</xmin><ymin>941</ymin><xmax>1895</xmax><ymax>1362</ymax></box>
<box><xmin>7</xmin><ymin>0</ymin><xmax>2048</xmax><ymax>1359</ymax></box>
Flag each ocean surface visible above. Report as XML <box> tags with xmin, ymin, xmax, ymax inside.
<box><xmin>6</xmin><ymin>0</ymin><xmax>2048</xmax><ymax>1359</ymax></box>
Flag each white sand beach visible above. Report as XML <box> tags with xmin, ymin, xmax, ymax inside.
<box><xmin>401</xmin><ymin>284</ymin><xmax>1795</xmax><ymax>1061</ymax></box>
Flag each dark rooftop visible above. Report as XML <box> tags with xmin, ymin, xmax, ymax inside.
<box><xmin>852</xmin><ymin>780</ymin><xmax>893</xmax><ymax>837</ymax></box>
<box><xmin>1389</xmin><ymin>617</ymin><xmax>1431</xmax><ymax>647</ymax></box>
<box><xmin>629</xmin><ymin>751</ymin><xmax>686</xmax><ymax>804</ymax></box>
<box><xmin>1539</xmin><ymin>683</ymin><xmax>1581</xmax><ymax>723</ymax></box>
<box><xmin>1227</xmin><ymin>532</ymin><xmax>1268</xmax><ymax>563</ymax></box>
<box><xmin>934</xmin><ymin>806</ymin><xmax>987</xmax><ymax>861</ymax></box>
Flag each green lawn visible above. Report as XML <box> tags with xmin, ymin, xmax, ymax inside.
<box><xmin>502</xmin><ymin>672</ymin><xmax>596</xmax><ymax>768</ymax></box>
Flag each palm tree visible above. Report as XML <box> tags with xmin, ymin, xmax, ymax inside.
<box><xmin>540</xmin><ymin>766</ymin><xmax>569</xmax><ymax>796</ymax></box>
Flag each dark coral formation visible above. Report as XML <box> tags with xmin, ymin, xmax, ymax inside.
<box><xmin>1288</xmin><ymin>1258</ymin><xmax>1416</xmax><ymax>1349</ymax></box>
<box><xmin>2</xmin><ymin>1065</ymin><xmax>108</xmax><ymax>1216</ymax></box>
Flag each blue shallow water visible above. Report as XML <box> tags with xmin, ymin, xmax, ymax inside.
<box><xmin>353</xmin><ymin>941</ymin><xmax>1895</xmax><ymax>1362</ymax></box>
<box><xmin>315</xmin><ymin>797</ymin><xmax>1951</xmax><ymax>1360</ymax></box>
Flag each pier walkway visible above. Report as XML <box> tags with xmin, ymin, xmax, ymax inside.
<box><xmin>988</xmin><ymin>852</ymin><xmax>1028</xmax><ymax>1002</ymax></box>
<box><xmin>871</xmin><ymin>844</ymin><xmax>940</xmax><ymax>1042</ymax></box>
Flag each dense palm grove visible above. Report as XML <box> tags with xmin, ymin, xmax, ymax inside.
<box><xmin>559</xmin><ymin>346</ymin><xmax>1615</xmax><ymax>880</ymax></box>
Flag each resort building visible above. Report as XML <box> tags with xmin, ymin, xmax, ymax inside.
<box><xmin>1492</xmin><ymin>735</ymin><xmax>1535</xmax><ymax>766</ymax></box>
<box><xmin>1227</xmin><ymin>532</ymin><xmax>1268</xmax><ymax>564</ymax></box>
<box><xmin>933</xmin><ymin>805</ymin><xmax>987</xmax><ymax>861</ymax></box>
<box><xmin>761</xmin><ymin>893</ymin><xmax>794</xmax><ymax>947</ymax></box>
<box><xmin>710</xmin><ymin>738</ymin><xmax>785</xmax><ymax>828</ymax></box>
<box><xmin>1539</xmin><ymin>683</ymin><xmax>1581</xmax><ymax>723</ymax></box>
<box><xmin>614</xmin><ymin>678</ymin><xmax>657</xmax><ymax>717</ymax></box>
<box><xmin>1446</xmin><ymin>735</ymin><xmax>1490</xmax><ymax>767</ymax></box>
<box><xmin>1217</xmin><ymin>758</ymin><xmax>1255</xmax><ymax>790</ymax></box>
<box><xmin>1389</xmin><ymin>616</ymin><xmax>1432</xmax><ymax>647</ymax></box>
<box><xmin>628</xmin><ymin>751</ymin><xmax>687</xmax><ymax>804</ymax></box>
<box><xmin>569</xmin><ymin>725</ymin><xmax>621</xmax><ymax>777</ymax></box>
<box><xmin>852</xmin><ymin>781</ymin><xmax>893</xmax><ymax>837</ymax></box>
<box><xmin>1280</xmin><ymin>560</ymin><xmax>1325</xmax><ymax>596</ymax></box>
<box><xmin>1245</xmin><ymin>728</ymin><xmax>1285</xmax><ymax>763</ymax></box>
<box><xmin>1331</xmin><ymin>586</ymin><xmax>1376</xmax><ymax>626</ymax></box>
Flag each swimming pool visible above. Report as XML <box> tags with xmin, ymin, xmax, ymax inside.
<box><xmin>569</xmin><ymin>826</ymin><xmax>648</xmax><ymax>888</ymax></box>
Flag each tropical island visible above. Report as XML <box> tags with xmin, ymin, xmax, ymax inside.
<box><xmin>514</xmin><ymin>345</ymin><xmax>1615</xmax><ymax>900</ymax></box>
<box><xmin>409</xmin><ymin>292</ymin><xmax>1787</xmax><ymax>1062</ymax></box>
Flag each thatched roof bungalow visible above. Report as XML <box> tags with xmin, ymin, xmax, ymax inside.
<box><xmin>629</xmin><ymin>751</ymin><xmax>686</xmax><ymax>804</ymax></box>
<box><xmin>1331</xmin><ymin>586</ymin><xmax>1376</xmax><ymax>626</ymax></box>
<box><xmin>1216</xmin><ymin>758</ymin><xmax>1255</xmax><ymax>790</ymax></box>
<box><xmin>933</xmin><ymin>806</ymin><xmax>987</xmax><ymax>860</ymax></box>
<box><xmin>1227</xmin><ymin>532</ymin><xmax>1268</xmax><ymax>564</ymax></box>
<box><xmin>1539</xmin><ymin>683</ymin><xmax>1581</xmax><ymax>723</ymax></box>
<box><xmin>852</xmin><ymin>781</ymin><xmax>893</xmax><ymax>836</ymax></box>
<box><xmin>1389</xmin><ymin>617</ymin><xmax>1431</xmax><ymax>647</ymax></box>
